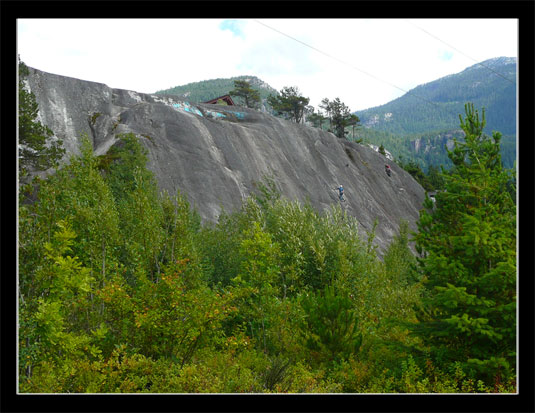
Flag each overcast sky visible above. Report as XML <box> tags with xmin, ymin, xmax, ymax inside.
<box><xmin>17</xmin><ymin>18</ymin><xmax>518</xmax><ymax>112</ymax></box>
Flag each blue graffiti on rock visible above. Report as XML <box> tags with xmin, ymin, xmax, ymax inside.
<box><xmin>171</xmin><ymin>101</ymin><xmax>247</xmax><ymax>122</ymax></box>
<box><xmin>172</xmin><ymin>102</ymin><xmax>203</xmax><ymax>117</ymax></box>
<box><xmin>205</xmin><ymin>109</ymin><xmax>246</xmax><ymax>121</ymax></box>
<box><xmin>206</xmin><ymin>110</ymin><xmax>227</xmax><ymax>119</ymax></box>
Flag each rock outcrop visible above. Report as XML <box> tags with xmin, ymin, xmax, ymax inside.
<box><xmin>25</xmin><ymin>67</ymin><xmax>427</xmax><ymax>255</ymax></box>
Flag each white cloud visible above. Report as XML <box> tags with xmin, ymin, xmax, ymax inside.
<box><xmin>17</xmin><ymin>18</ymin><xmax>517</xmax><ymax>111</ymax></box>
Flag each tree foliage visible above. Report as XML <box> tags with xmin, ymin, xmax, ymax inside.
<box><xmin>306</xmin><ymin>109</ymin><xmax>328</xmax><ymax>130</ymax></box>
<box><xmin>319</xmin><ymin>97</ymin><xmax>354</xmax><ymax>139</ymax></box>
<box><xmin>229</xmin><ymin>80</ymin><xmax>261</xmax><ymax>109</ymax></box>
<box><xmin>300</xmin><ymin>285</ymin><xmax>362</xmax><ymax>364</ymax></box>
<box><xmin>18</xmin><ymin>105</ymin><xmax>516</xmax><ymax>393</ymax></box>
<box><xmin>398</xmin><ymin>158</ymin><xmax>435</xmax><ymax>192</ymax></box>
<box><xmin>267</xmin><ymin>86</ymin><xmax>310</xmax><ymax>124</ymax></box>
<box><xmin>18</xmin><ymin>59</ymin><xmax>65</xmax><ymax>180</ymax></box>
<box><xmin>410</xmin><ymin>103</ymin><xmax>516</xmax><ymax>384</ymax></box>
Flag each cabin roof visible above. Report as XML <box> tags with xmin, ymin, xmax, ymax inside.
<box><xmin>203</xmin><ymin>95</ymin><xmax>235</xmax><ymax>105</ymax></box>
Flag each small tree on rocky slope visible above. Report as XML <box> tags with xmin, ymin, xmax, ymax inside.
<box><xmin>267</xmin><ymin>86</ymin><xmax>310</xmax><ymax>124</ymax></box>
<box><xmin>319</xmin><ymin>97</ymin><xmax>353</xmax><ymax>139</ymax></box>
<box><xmin>18</xmin><ymin>59</ymin><xmax>65</xmax><ymax>181</ymax></box>
<box><xmin>229</xmin><ymin>80</ymin><xmax>261</xmax><ymax>109</ymax></box>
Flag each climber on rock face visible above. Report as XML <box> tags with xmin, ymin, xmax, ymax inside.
<box><xmin>385</xmin><ymin>164</ymin><xmax>392</xmax><ymax>177</ymax></box>
<box><xmin>336</xmin><ymin>184</ymin><xmax>345</xmax><ymax>202</ymax></box>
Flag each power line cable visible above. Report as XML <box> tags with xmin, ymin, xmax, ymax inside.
<box><xmin>253</xmin><ymin>19</ymin><xmax>442</xmax><ymax>109</ymax></box>
<box><xmin>404</xmin><ymin>19</ymin><xmax>516</xmax><ymax>85</ymax></box>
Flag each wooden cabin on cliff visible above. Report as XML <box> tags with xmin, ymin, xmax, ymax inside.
<box><xmin>203</xmin><ymin>95</ymin><xmax>235</xmax><ymax>106</ymax></box>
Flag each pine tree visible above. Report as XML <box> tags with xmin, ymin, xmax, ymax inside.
<box><xmin>306</xmin><ymin>109</ymin><xmax>327</xmax><ymax>130</ymax></box>
<box><xmin>345</xmin><ymin>114</ymin><xmax>360</xmax><ymax>139</ymax></box>
<box><xmin>411</xmin><ymin>103</ymin><xmax>516</xmax><ymax>384</ymax></box>
<box><xmin>426</xmin><ymin>165</ymin><xmax>446</xmax><ymax>190</ymax></box>
<box><xmin>319</xmin><ymin>98</ymin><xmax>353</xmax><ymax>139</ymax></box>
<box><xmin>400</xmin><ymin>159</ymin><xmax>434</xmax><ymax>191</ymax></box>
<box><xmin>18</xmin><ymin>59</ymin><xmax>65</xmax><ymax>181</ymax></box>
<box><xmin>378</xmin><ymin>144</ymin><xmax>386</xmax><ymax>156</ymax></box>
<box><xmin>267</xmin><ymin>86</ymin><xmax>310</xmax><ymax>123</ymax></box>
<box><xmin>229</xmin><ymin>80</ymin><xmax>261</xmax><ymax>109</ymax></box>
<box><xmin>300</xmin><ymin>284</ymin><xmax>362</xmax><ymax>364</ymax></box>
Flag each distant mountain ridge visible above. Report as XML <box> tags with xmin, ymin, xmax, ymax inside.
<box><xmin>353</xmin><ymin>57</ymin><xmax>517</xmax><ymax>170</ymax></box>
<box><xmin>355</xmin><ymin>57</ymin><xmax>516</xmax><ymax>136</ymax></box>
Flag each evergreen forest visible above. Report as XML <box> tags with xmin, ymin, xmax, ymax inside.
<box><xmin>355</xmin><ymin>57</ymin><xmax>516</xmax><ymax>136</ymax></box>
<box><xmin>352</xmin><ymin>57</ymin><xmax>517</xmax><ymax>171</ymax></box>
<box><xmin>18</xmin><ymin>102</ymin><xmax>517</xmax><ymax>393</ymax></box>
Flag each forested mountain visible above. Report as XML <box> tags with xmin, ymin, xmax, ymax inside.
<box><xmin>356</xmin><ymin>57</ymin><xmax>516</xmax><ymax>135</ymax></box>
<box><xmin>354</xmin><ymin>57</ymin><xmax>516</xmax><ymax>170</ymax></box>
<box><xmin>155</xmin><ymin>75</ymin><xmax>279</xmax><ymax>111</ymax></box>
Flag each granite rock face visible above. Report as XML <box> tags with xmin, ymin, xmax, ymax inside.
<box><xmin>25</xmin><ymin>67</ymin><xmax>426</xmax><ymax>255</ymax></box>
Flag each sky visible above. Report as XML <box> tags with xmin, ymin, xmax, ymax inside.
<box><xmin>17</xmin><ymin>18</ymin><xmax>518</xmax><ymax>112</ymax></box>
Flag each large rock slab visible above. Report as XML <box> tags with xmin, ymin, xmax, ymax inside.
<box><xmin>25</xmin><ymin>67</ymin><xmax>426</xmax><ymax>255</ymax></box>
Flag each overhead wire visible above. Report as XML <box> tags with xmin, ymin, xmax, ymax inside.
<box><xmin>404</xmin><ymin>19</ymin><xmax>516</xmax><ymax>85</ymax></box>
<box><xmin>253</xmin><ymin>19</ymin><xmax>442</xmax><ymax>109</ymax></box>
<box><xmin>252</xmin><ymin>19</ymin><xmax>516</xmax><ymax>112</ymax></box>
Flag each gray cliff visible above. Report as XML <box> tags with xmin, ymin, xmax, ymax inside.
<box><xmin>25</xmin><ymin>67</ymin><xmax>426</xmax><ymax>255</ymax></box>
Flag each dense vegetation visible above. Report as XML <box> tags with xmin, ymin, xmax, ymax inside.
<box><xmin>352</xmin><ymin>126</ymin><xmax>516</xmax><ymax>173</ymax></box>
<box><xmin>18</xmin><ymin>102</ymin><xmax>516</xmax><ymax>393</ymax></box>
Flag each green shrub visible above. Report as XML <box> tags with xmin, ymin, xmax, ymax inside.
<box><xmin>300</xmin><ymin>285</ymin><xmax>362</xmax><ymax>365</ymax></box>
